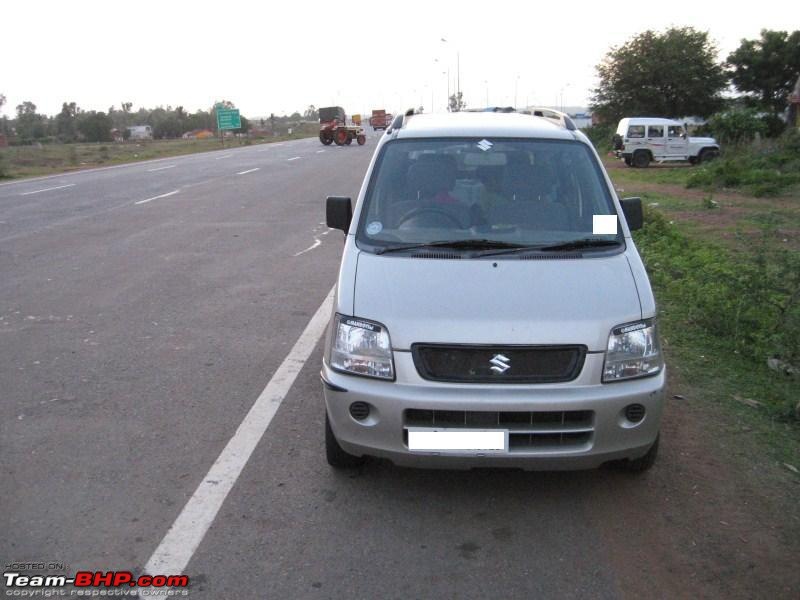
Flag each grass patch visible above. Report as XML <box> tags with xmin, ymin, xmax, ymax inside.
<box><xmin>687</xmin><ymin>131</ymin><xmax>800</xmax><ymax>197</ymax></box>
<box><xmin>0</xmin><ymin>124</ymin><xmax>320</xmax><ymax>180</ymax></box>
<box><xmin>634</xmin><ymin>208</ymin><xmax>800</xmax><ymax>463</ymax></box>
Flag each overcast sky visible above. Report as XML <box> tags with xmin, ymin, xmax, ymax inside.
<box><xmin>1</xmin><ymin>1</ymin><xmax>795</xmax><ymax>119</ymax></box>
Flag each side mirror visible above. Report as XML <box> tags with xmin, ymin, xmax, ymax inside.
<box><xmin>621</xmin><ymin>197</ymin><xmax>643</xmax><ymax>231</ymax></box>
<box><xmin>326</xmin><ymin>196</ymin><xmax>352</xmax><ymax>233</ymax></box>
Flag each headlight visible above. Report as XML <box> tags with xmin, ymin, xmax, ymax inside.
<box><xmin>329</xmin><ymin>314</ymin><xmax>394</xmax><ymax>380</ymax></box>
<box><xmin>602</xmin><ymin>319</ymin><xmax>662</xmax><ymax>382</ymax></box>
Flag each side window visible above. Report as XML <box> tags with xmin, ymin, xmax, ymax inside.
<box><xmin>647</xmin><ymin>125</ymin><xmax>664</xmax><ymax>138</ymax></box>
<box><xmin>667</xmin><ymin>125</ymin><xmax>684</xmax><ymax>138</ymax></box>
<box><xmin>627</xmin><ymin>125</ymin><xmax>645</xmax><ymax>138</ymax></box>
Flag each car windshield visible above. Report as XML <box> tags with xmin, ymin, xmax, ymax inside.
<box><xmin>356</xmin><ymin>138</ymin><xmax>622</xmax><ymax>253</ymax></box>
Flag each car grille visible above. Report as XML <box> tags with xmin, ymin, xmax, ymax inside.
<box><xmin>403</xmin><ymin>409</ymin><xmax>594</xmax><ymax>451</ymax></box>
<box><xmin>411</xmin><ymin>344</ymin><xmax>586</xmax><ymax>383</ymax></box>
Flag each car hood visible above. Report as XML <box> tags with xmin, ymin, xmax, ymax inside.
<box><xmin>353</xmin><ymin>251</ymin><xmax>642</xmax><ymax>351</ymax></box>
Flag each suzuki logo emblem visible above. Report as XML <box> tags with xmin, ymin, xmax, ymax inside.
<box><xmin>476</xmin><ymin>139</ymin><xmax>493</xmax><ymax>152</ymax></box>
<box><xmin>489</xmin><ymin>354</ymin><xmax>511</xmax><ymax>373</ymax></box>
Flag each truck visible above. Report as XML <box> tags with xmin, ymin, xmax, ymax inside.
<box><xmin>318</xmin><ymin>106</ymin><xmax>366</xmax><ymax>146</ymax></box>
<box><xmin>369</xmin><ymin>109</ymin><xmax>392</xmax><ymax>131</ymax></box>
<box><xmin>612</xmin><ymin>117</ymin><xmax>719</xmax><ymax>168</ymax></box>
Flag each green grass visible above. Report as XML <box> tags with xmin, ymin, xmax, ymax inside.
<box><xmin>632</xmin><ymin>209</ymin><xmax>800</xmax><ymax>465</ymax></box>
<box><xmin>0</xmin><ymin>124</ymin><xmax>320</xmax><ymax>180</ymax></box>
<box><xmin>608</xmin><ymin>162</ymin><xmax>696</xmax><ymax>187</ymax></box>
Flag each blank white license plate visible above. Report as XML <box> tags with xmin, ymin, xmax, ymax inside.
<box><xmin>407</xmin><ymin>429</ymin><xmax>508</xmax><ymax>452</ymax></box>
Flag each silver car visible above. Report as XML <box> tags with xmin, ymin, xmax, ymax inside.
<box><xmin>321</xmin><ymin>109</ymin><xmax>665</xmax><ymax>471</ymax></box>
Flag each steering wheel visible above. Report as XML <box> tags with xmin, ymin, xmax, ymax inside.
<box><xmin>396</xmin><ymin>207</ymin><xmax>463</xmax><ymax>229</ymax></box>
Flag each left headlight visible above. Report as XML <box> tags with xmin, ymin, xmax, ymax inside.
<box><xmin>329</xmin><ymin>314</ymin><xmax>394</xmax><ymax>380</ymax></box>
<box><xmin>602</xmin><ymin>319</ymin><xmax>663</xmax><ymax>382</ymax></box>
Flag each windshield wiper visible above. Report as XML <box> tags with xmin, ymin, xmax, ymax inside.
<box><xmin>374</xmin><ymin>239</ymin><xmax>526</xmax><ymax>255</ymax></box>
<box><xmin>538</xmin><ymin>238</ymin><xmax>622</xmax><ymax>252</ymax></box>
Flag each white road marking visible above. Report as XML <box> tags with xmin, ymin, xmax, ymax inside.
<box><xmin>215</xmin><ymin>154</ymin><xmax>233</xmax><ymax>160</ymax></box>
<box><xmin>293</xmin><ymin>239</ymin><xmax>321</xmax><ymax>256</ymax></box>
<box><xmin>143</xmin><ymin>287</ymin><xmax>335</xmax><ymax>576</ymax></box>
<box><xmin>236</xmin><ymin>168</ymin><xmax>260</xmax><ymax>175</ymax></box>
<box><xmin>20</xmin><ymin>184</ymin><xmax>75</xmax><ymax>196</ymax></box>
<box><xmin>287</xmin><ymin>157</ymin><xmax>301</xmax><ymax>162</ymax></box>
<box><xmin>135</xmin><ymin>190</ymin><xmax>180</xmax><ymax>205</ymax></box>
<box><xmin>316</xmin><ymin>150</ymin><xmax>325</xmax><ymax>153</ymax></box>
<box><xmin>147</xmin><ymin>165</ymin><xmax>177</xmax><ymax>172</ymax></box>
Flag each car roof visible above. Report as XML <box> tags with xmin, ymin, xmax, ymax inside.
<box><xmin>395</xmin><ymin>112</ymin><xmax>577</xmax><ymax>141</ymax></box>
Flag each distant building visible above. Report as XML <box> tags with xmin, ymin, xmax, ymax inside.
<box><xmin>127</xmin><ymin>125</ymin><xmax>153</xmax><ymax>140</ymax></box>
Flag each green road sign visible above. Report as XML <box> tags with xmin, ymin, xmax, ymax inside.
<box><xmin>216</xmin><ymin>108</ymin><xmax>241</xmax><ymax>130</ymax></box>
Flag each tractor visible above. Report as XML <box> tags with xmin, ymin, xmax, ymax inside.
<box><xmin>318</xmin><ymin>106</ymin><xmax>366</xmax><ymax>146</ymax></box>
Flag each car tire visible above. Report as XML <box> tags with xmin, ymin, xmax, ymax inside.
<box><xmin>325</xmin><ymin>412</ymin><xmax>365</xmax><ymax>468</ymax></box>
<box><xmin>633</xmin><ymin>151</ymin><xmax>650</xmax><ymax>168</ymax></box>
<box><xmin>698</xmin><ymin>148</ymin><xmax>719</xmax><ymax>164</ymax></box>
<box><xmin>617</xmin><ymin>435</ymin><xmax>659</xmax><ymax>473</ymax></box>
<box><xmin>356</xmin><ymin>134</ymin><xmax>366</xmax><ymax>145</ymax></box>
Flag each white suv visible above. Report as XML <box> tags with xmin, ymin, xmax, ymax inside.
<box><xmin>613</xmin><ymin>117</ymin><xmax>719</xmax><ymax>168</ymax></box>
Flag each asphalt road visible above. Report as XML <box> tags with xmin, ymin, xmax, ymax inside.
<box><xmin>2</xmin><ymin>133</ymin><xmax>797</xmax><ymax>600</ymax></box>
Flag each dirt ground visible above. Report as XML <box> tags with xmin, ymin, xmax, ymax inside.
<box><xmin>593</xmin><ymin>375</ymin><xmax>800</xmax><ymax>598</ymax></box>
<box><xmin>598</xmin><ymin>160</ymin><xmax>800</xmax><ymax>597</ymax></box>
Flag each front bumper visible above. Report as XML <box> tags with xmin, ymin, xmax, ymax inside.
<box><xmin>322</xmin><ymin>352</ymin><xmax>666</xmax><ymax>470</ymax></box>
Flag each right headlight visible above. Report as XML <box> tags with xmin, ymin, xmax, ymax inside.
<box><xmin>602</xmin><ymin>319</ymin><xmax>663</xmax><ymax>382</ymax></box>
<box><xmin>329</xmin><ymin>314</ymin><xmax>395</xmax><ymax>380</ymax></box>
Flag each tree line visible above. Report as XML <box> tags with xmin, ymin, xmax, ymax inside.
<box><xmin>591</xmin><ymin>28</ymin><xmax>800</xmax><ymax>138</ymax></box>
<box><xmin>0</xmin><ymin>99</ymin><xmax>323</xmax><ymax>144</ymax></box>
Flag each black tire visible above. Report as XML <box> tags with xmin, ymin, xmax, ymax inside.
<box><xmin>345</xmin><ymin>136</ymin><xmax>353</xmax><ymax>145</ymax></box>
<box><xmin>617</xmin><ymin>435</ymin><xmax>659</xmax><ymax>473</ymax></box>
<box><xmin>633</xmin><ymin>151</ymin><xmax>650</xmax><ymax>168</ymax></box>
<box><xmin>698</xmin><ymin>148</ymin><xmax>719</xmax><ymax>164</ymax></box>
<box><xmin>333</xmin><ymin>130</ymin><xmax>347</xmax><ymax>146</ymax></box>
<box><xmin>325</xmin><ymin>412</ymin><xmax>365</xmax><ymax>468</ymax></box>
<box><xmin>356</xmin><ymin>134</ymin><xmax>366</xmax><ymax>146</ymax></box>
<box><xmin>319</xmin><ymin>133</ymin><xmax>333</xmax><ymax>146</ymax></box>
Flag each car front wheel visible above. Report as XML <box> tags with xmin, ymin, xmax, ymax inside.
<box><xmin>616</xmin><ymin>435</ymin><xmax>659</xmax><ymax>473</ymax></box>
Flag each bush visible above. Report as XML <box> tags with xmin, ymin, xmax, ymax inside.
<box><xmin>707</xmin><ymin>108</ymin><xmax>767</xmax><ymax>146</ymax></box>
<box><xmin>583</xmin><ymin>123</ymin><xmax>614</xmax><ymax>153</ymax></box>
<box><xmin>687</xmin><ymin>130</ymin><xmax>800</xmax><ymax>196</ymax></box>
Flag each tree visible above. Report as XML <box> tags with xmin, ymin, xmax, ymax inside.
<box><xmin>55</xmin><ymin>102</ymin><xmax>80</xmax><ymax>142</ymax></box>
<box><xmin>303</xmin><ymin>105</ymin><xmax>318</xmax><ymax>120</ymax></box>
<box><xmin>448</xmin><ymin>91</ymin><xmax>465</xmax><ymax>112</ymax></box>
<box><xmin>15</xmin><ymin>101</ymin><xmax>47</xmax><ymax>140</ymax></box>
<box><xmin>0</xmin><ymin>93</ymin><xmax>5</xmax><ymax>111</ymax></box>
<box><xmin>591</xmin><ymin>27</ymin><xmax>727</xmax><ymax>122</ymax></box>
<box><xmin>727</xmin><ymin>29</ymin><xmax>800</xmax><ymax>116</ymax></box>
<box><xmin>77</xmin><ymin>111</ymin><xmax>113</xmax><ymax>142</ymax></box>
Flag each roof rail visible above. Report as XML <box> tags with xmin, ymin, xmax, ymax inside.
<box><xmin>528</xmin><ymin>107</ymin><xmax>577</xmax><ymax>131</ymax></box>
<box><xmin>386</xmin><ymin>108</ymin><xmax>415</xmax><ymax>134</ymax></box>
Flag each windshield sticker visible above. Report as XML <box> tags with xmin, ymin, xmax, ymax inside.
<box><xmin>476</xmin><ymin>139</ymin><xmax>493</xmax><ymax>151</ymax></box>
<box><xmin>366</xmin><ymin>221</ymin><xmax>383</xmax><ymax>235</ymax></box>
<box><xmin>593</xmin><ymin>215</ymin><xmax>618</xmax><ymax>235</ymax></box>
